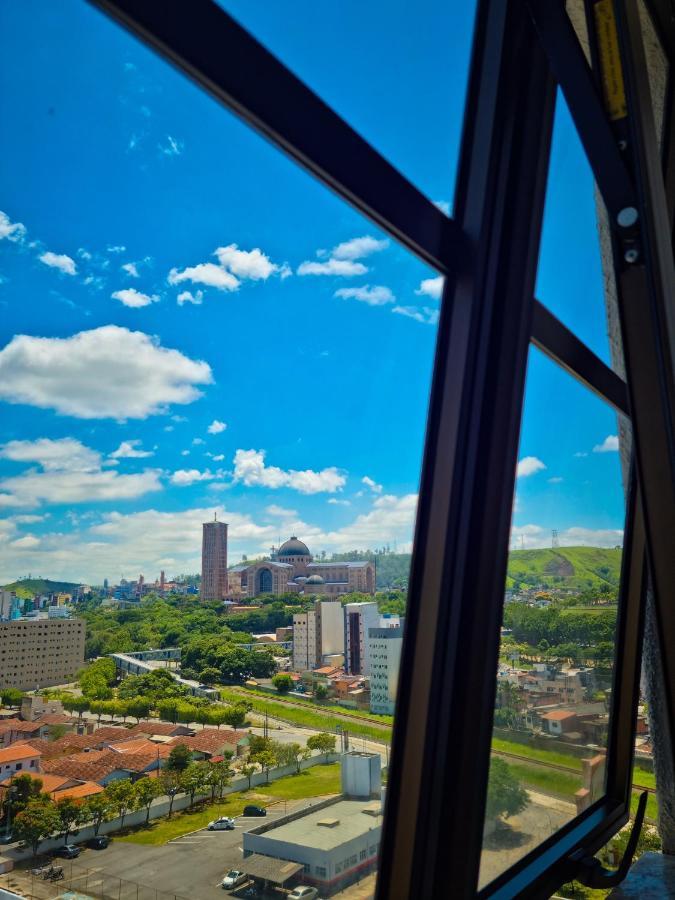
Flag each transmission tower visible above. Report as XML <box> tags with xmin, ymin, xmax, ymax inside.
<box><xmin>551</xmin><ymin>529</ymin><xmax>560</xmax><ymax>549</ymax></box>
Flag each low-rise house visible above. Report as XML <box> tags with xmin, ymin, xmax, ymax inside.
<box><xmin>0</xmin><ymin>771</ymin><xmax>104</xmax><ymax>802</ymax></box>
<box><xmin>42</xmin><ymin>747</ymin><xmax>165</xmax><ymax>785</ymax></box>
<box><xmin>172</xmin><ymin>728</ymin><xmax>248</xmax><ymax>760</ymax></box>
<box><xmin>128</xmin><ymin>721</ymin><xmax>194</xmax><ymax>739</ymax></box>
<box><xmin>540</xmin><ymin>710</ymin><xmax>580</xmax><ymax>736</ymax></box>
<box><xmin>0</xmin><ymin>743</ymin><xmax>41</xmax><ymax>781</ymax></box>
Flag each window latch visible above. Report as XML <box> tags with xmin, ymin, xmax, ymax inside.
<box><xmin>568</xmin><ymin>791</ymin><xmax>648</xmax><ymax>889</ymax></box>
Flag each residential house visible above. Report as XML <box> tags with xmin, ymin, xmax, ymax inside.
<box><xmin>0</xmin><ymin>743</ymin><xmax>41</xmax><ymax>781</ymax></box>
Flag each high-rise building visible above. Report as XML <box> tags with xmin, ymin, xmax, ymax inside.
<box><xmin>292</xmin><ymin>600</ymin><xmax>345</xmax><ymax>670</ymax></box>
<box><xmin>344</xmin><ymin>602</ymin><xmax>380</xmax><ymax>675</ymax></box>
<box><xmin>201</xmin><ymin>517</ymin><xmax>228</xmax><ymax>600</ymax></box>
<box><xmin>367</xmin><ymin>617</ymin><xmax>405</xmax><ymax>715</ymax></box>
<box><xmin>0</xmin><ymin>617</ymin><xmax>86</xmax><ymax>691</ymax></box>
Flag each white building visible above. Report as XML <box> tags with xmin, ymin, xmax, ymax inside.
<box><xmin>344</xmin><ymin>602</ymin><xmax>380</xmax><ymax>675</ymax></box>
<box><xmin>367</xmin><ymin>617</ymin><xmax>404</xmax><ymax>715</ymax></box>
<box><xmin>293</xmin><ymin>601</ymin><xmax>345</xmax><ymax>671</ymax></box>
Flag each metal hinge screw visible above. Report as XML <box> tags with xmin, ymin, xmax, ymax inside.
<box><xmin>624</xmin><ymin>247</ymin><xmax>640</xmax><ymax>264</ymax></box>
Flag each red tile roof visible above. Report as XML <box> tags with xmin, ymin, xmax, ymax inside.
<box><xmin>0</xmin><ymin>743</ymin><xmax>40</xmax><ymax>764</ymax></box>
<box><xmin>173</xmin><ymin>728</ymin><xmax>246</xmax><ymax>755</ymax></box>
<box><xmin>129</xmin><ymin>721</ymin><xmax>192</xmax><ymax>737</ymax></box>
<box><xmin>43</xmin><ymin>747</ymin><xmax>162</xmax><ymax>783</ymax></box>
<box><xmin>542</xmin><ymin>710</ymin><xmax>578</xmax><ymax>721</ymax></box>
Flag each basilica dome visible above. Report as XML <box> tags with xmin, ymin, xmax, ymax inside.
<box><xmin>277</xmin><ymin>536</ymin><xmax>311</xmax><ymax>557</ymax></box>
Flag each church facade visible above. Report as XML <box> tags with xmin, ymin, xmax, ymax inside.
<box><xmin>228</xmin><ymin>537</ymin><xmax>376</xmax><ymax>599</ymax></box>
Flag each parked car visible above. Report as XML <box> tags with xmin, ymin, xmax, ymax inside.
<box><xmin>86</xmin><ymin>836</ymin><xmax>110</xmax><ymax>849</ymax></box>
<box><xmin>222</xmin><ymin>869</ymin><xmax>247</xmax><ymax>889</ymax></box>
<box><xmin>208</xmin><ymin>817</ymin><xmax>235</xmax><ymax>831</ymax></box>
<box><xmin>242</xmin><ymin>804</ymin><xmax>266</xmax><ymax>817</ymax></box>
<box><xmin>54</xmin><ymin>844</ymin><xmax>80</xmax><ymax>859</ymax></box>
<box><xmin>288</xmin><ymin>888</ymin><xmax>319</xmax><ymax>900</ymax></box>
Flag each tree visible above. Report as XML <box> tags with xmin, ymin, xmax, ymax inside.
<box><xmin>166</xmin><ymin>743</ymin><xmax>192</xmax><ymax>772</ymax></box>
<box><xmin>62</xmin><ymin>695</ymin><xmax>90</xmax><ymax>719</ymax></box>
<box><xmin>314</xmin><ymin>683</ymin><xmax>328</xmax><ymax>700</ymax></box>
<box><xmin>199</xmin><ymin>667</ymin><xmax>221</xmax><ymax>687</ymax></box>
<box><xmin>181</xmin><ymin>763</ymin><xmax>210</xmax><ymax>807</ymax></box>
<box><xmin>98</xmin><ymin>699</ymin><xmax>119</xmax><ymax>721</ymax></box>
<box><xmin>134</xmin><ymin>777</ymin><xmax>163</xmax><ymax>824</ymax></box>
<box><xmin>84</xmin><ymin>793</ymin><xmax>114</xmax><ymax>836</ymax></box>
<box><xmin>240</xmin><ymin>762</ymin><xmax>257</xmax><ymax>790</ymax></box>
<box><xmin>55</xmin><ymin>796</ymin><xmax>84</xmax><ymax>844</ymax></box>
<box><xmin>157</xmin><ymin>698</ymin><xmax>180</xmax><ymax>724</ymax></box>
<box><xmin>0</xmin><ymin>688</ymin><xmax>24</xmax><ymax>707</ymax></box>
<box><xmin>49</xmin><ymin>724</ymin><xmax>68</xmax><ymax>742</ymax></box>
<box><xmin>205</xmin><ymin>707</ymin><xmax>230</xmax><ymax>730</ymax></box>
<box><xmin>307</xmin><ymin>732</ymin><xmax>336</xmax><ymax>760</ymax></box>
<box><xmin>222</xmin><ymin>704</ymin><xmax>247</xmax><ymax>729</ymax></box>
<box><xmin>485</xmin><ymin>757</ymin><xmax>529</xmax><ymax>822</ymax></box>
<box><xmin>113</xmin><ymin>699</ymin><xmax>130</xmax><ymax>722</ymax></box>
<box><xmin>206</xmin><ymin>757</ymin><xmax>233</xmax><ymax>800</ymax></box>
<box><xmin>10</xmin><ymin>774</ymin><xmax>48</xmax><ymax>812</ymax></box>
<box><xmin>252</xmin><ymin>750</ymin><xmax>276</xmax><ymax>783</ymax></box>
<box><xmin>104</xmin><ymin>779</ymin><xmax>137</xmax><ymax>830</ymax></box>
<box><xmin>272</xmin><ymin>673</ymin><xmax>293</xmax><ymax>693</ymax></box>
<box><xmin>248</xmin><ymin>735</ymin><xmax>272</xmax><ymax>756</ymax></box>
<box><xmin>126</xmin><ymin>697</ymin><xmax>151</xmax><ymax>724</ymax></box>
<box><xmin>159</xmin><ymin>771</ymin><xmax>183</xmax><ymax>817</ymax></box>
<box><xmin>14</xmin><ymin>800</ymin><xmax>60</xmax><ymax>857</ymax></box>
<box><xmin>278</xmin><ymin>742</ymin><xmax>311</xmax><ymax>773</ymax></box>
<box><xmin>175</xmin><ymin>703</ymin><xmax>198</xmax><ymax>726</ymax></box>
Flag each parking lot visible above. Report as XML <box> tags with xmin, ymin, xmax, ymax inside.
<box><xmin>1</xmin><ymin>799</ymin><xmax>322</xmax><ymax>900</ymax></box>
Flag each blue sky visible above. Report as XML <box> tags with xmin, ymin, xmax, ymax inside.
<box><xmin>0</xmin><ymin>1</ymin><xmax>625</xmax><ymax>584</ymax></box>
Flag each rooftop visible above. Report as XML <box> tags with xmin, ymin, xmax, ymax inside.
<box><xmin>249</xmin><ymin>798</ymin><xmax>383</xmax><ymax>851</ymax></box>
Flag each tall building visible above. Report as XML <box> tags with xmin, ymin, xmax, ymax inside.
<box><xmin>0</xmin><ymin>617</ymin><xmax>86</xmax><ymax>691</ymax></box>
<box><xmin>242</xmin><ymin>536</ymin><xmax>376</xmax><ymax>598</ymax></box>
<box><xmin>344</xmin><ymin>602</ymin><xmax>380</xmax><ymax>675</ymax></box>
<box><xmin>367</xmin><ymin>617</ymin><xmax>405</xmax><ymax>715</ymax></box>
<box><xmin>292</xmin><ymin>600</ymin><xmax>345</xmax><ymax>671</ymax></box>
<box><xmin>201</xmin><ymin>517</ymin><xmax>228</xmax><ymax>600</ymax></box>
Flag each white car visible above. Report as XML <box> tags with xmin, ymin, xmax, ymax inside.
<box><xmin>208</xmin><ymin>816</ymin><xmax>235</xmax><ymax>831</ymax></box>
<box><xmin>221</xmin><ymin>870</ymin><xmax>247</xmax><ymax>889</ymax></box>
<box><xmin>288</xmin><ymin>888</ymin><xmax>319</xmax><ymax>900</ymax></box>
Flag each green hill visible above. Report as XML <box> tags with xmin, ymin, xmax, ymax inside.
<box><xmin>506</xmin><ymin>547</ymin><xmax>622</xmax><ymax>590</ymax></box>
<box><xmin>1</xmin><ymin>578</ymin><xmax>83</xmax><ymax>599</ymax></box>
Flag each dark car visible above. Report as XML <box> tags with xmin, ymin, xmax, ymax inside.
<box><xmin>54</xmin><ymin>844</ymin><xmax>80</xmax><ymax>859</ymax></box>
<box><xmin>86</xmin><ymin>836</ymin><xmax>110</xmax><ymax>850</ymax></box>
<box><xmin>242</xmin><ymin>804</ymin><xmax>266</xmax><ymax>817</ymax></box>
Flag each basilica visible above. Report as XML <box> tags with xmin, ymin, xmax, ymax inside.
<box><xmin>227</xmin><ymin>536</ymin><xmax>376</xmax><ymax>599</ymax></box>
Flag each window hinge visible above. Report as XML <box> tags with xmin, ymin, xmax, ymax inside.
<box><xmin>568</xmin><ymin>791</ymin><xmax>648</xmax><ymax>889</ymax></box>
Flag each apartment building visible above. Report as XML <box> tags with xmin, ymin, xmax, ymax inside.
<box><xmin>0</xmin><ymin>617</ymin><xmax>86</xmax><ymax>691</ymax></box>
<box><xmin>200</xmin><ymin>517</ymin><xmax>228</xmax><ymax>600</ymax></box>
<box><xmin>367</xmin><ymin>618</ymin><xmax>404</xmax><ymax>715</ymax></box>
<box><xmin>293</xmin><ymin>601</ymin><xmax>345</xmax><ymax>671</ymax></box>
<box><xmin>344</xmin><ymin>602</ymin><xmax>380</xmax><ymax>675</ymax></box>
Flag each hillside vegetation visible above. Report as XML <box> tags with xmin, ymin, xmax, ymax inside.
<box><xmin>505</xmin><ymin>547</ymin><xmax>622</xmax><ymax>590</ymax></box>
<box><xmin>1</xmin><ymin>578</ymin><xmax>82</xmax><ymax>598</ymax></box>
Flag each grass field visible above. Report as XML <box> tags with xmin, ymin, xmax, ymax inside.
<box><xmin>118</xmin><ymin>764</ymin><xmax>341</xmax><ymax>845</ymax></box>
<box><xmin>505</xmin><ymin>546</ymin><xmax>621</xmax><ymax>590</ymax></box>
<box><xmin>492</xmin><ymin>737</ymin><xmax>584</xmax><ymax>770</ymax></box>
<box><xmin>228</xmin><ymin>684</ymin><xmax>394</xmax><ymax>726</ymax></box>
<box><xmin>505</xmin><ymin>760</ymin><xmax>582</xmax><ymax>798</ymax></box>
<box><xmin>221</xmin><ymin>687</ymin><xmax>392</xmax><ymax>743</ymax></box>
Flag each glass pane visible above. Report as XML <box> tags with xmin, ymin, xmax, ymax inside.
<box><xmin>536</xmin><ymin>93</ymin><xmax>618</xmax><ymax>366</ymax></box>
<box><xmin>222</xmin><ymin>0</ymin><xmax>477</xmax><ymax>208</ymax></box>
<box><xmin>479</xmin><ymin>347</ymin><xmax>628</xmax><ymax>889</ymax></box>
<box><xmin>0</xmin><ymin>4</ymin><xmax>441</xmax><ymax>898</ymax></box>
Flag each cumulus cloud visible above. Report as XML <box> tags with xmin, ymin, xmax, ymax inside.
<box><xmin>233</xmin><ymin>448</ymin><xmax>346</xmax><ymax>494</ymax></box>
<box><xmin>593</xmin><ymin>435</ymin><xmax>619</xmax><ymax>453</ymax></box>
<box><xmin>214</xmin><ymin>244</ymin><xmax>280</xmax><ymax>281</ymax></box>
<box><xmin>392</xmin><ymin>305</ymin><xmax>439</xmax><ymax>325</ymax></box>
<box><xmin>547</xmin><ymin>476</ymin><xmax>563</xmax><ymax>484</ymax></box>
<box><xmin>169</xmin><ymin>262</ymin><xmax>239</xmax><ymax>292</ymax></box>
<box><xmin>266</xmin><ymin>504</ymin><xmax>298</xmax><ymax>517</ymax></box>
<box><xmin>207</xmin><ymin>419</ymin><xmax>227</xmax><ymax>435</ymax></box>
<box><xmin>211</xmin><ymin>454</ymin><xmax>225</xmax><ymax>462</ymax></box>
<box><xmin>0</xmin><ymin>325</ymin><xmax>213</xmax><ymax>419</ymax></box>
<box><xmin>122</xmin><ymin>262</ymin><xmax>139</xmax><ymax>277</ymax></box>
<box><xmin>516</xmin><ymin>456</ymin><xmax>546</xmax><ymax>478</ymax></box>
<box><xmin>334</xmin><ymin>285</ymin><xmax>394</xmax><ymax>306</ymax></box>
<box><xmin>362</xmin><ymin>475</ymin><xmax>383</xmax><ymax>494</ymax></box>
<box><xmin>170</xmin><ymin>468</ymin><xmax>218</xmax><ymax>486</ymax></box>
<box><xmin>192</xmin><ymin>438</ymin><xmax>205</xmax><ymax>446</ymax></box>
<box><xmin>169</xmin><ymin>244</ymin><xmax>285</xmax><ymax>294</ymax></box>
<box><xmin>297</xmin><ymin>235</ymin><xmax>387</xmax><ymax>277</ymax></box>
<box><xmin>0</xmin><ymin>437</ymin><xmax>161</xmax><ymax>508</ymax></box>
<box><xmin>328</xmin><ymin>498</ymin><xmax>351</xmax><ymax>506</ymax></box>
<box><xmin>0</xmin><ymin>210</ymin><xmax>26</xmax><ymax>242</ymax></box>
<box><xmin>109</xmin><ymin>440</ymin><xmax>153</xmax><ymax>459</ymax></box>
<box><xmin>415</xmin><ymin>276</ymin><xmax>444</xmax><ymax>300</ymax></box>
<box><xmin>297</xmin><ymin>258</ymin><xmax>367</xmax><ymax>277</ymax></box>
<box><xmin>331</xmin><ymin>236</ymin><xmax>388</xmax><ymax>260</ymax></box>
<box><xmin>39</xmin><ymin>251</ymin><xmax>77</xmax><ymax>276</ymax></box>
<box><xmin>511</xmin><ymin>523</ymin><xmax>623</xmax><ymax>550</ymax></box>
<box><xmin>177</xmin><ymin>290</ymin><xmax>203</xmax><ymax>306</ymax></box>
<box><xmin>112</xmin><ymin>288</ymin><xmax>160</xmax><ymax>308</ymax></box>
<box><xmin>107</xmin><ymin>245</ymin><xmax>126</xmax><ymax>254</ymax></box>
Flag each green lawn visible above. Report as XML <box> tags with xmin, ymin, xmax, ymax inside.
<box><xmin>630</xmin><ymin>788</ymin><xmax>659</xmax><ymax>823</ymax></box>
<box><xmin>118</xmin><ymin>764</ymin><xmax>341</xmax><ymax>845</ymax></box>
<box><xmin>492</xmin><ymin>737</ymin><xmax>583</xmax><ymax>770</ymax></box>
<box><xmin>506</xmin><ymin>760</ymin><xmax>582</xmax><ymax>798</ymax></box>
<box><xmin>228</xmin><ymin>684</ymin><xmax>394</xmax><ymax>726</ymax></box>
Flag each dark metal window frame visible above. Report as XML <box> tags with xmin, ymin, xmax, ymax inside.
<box><xmin>87</xmin><ymin>1</ymin><xmax>673</xmax><ymax>897</ymax></box>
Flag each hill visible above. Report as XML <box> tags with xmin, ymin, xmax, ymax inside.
<box><xmin>1</xmin><ymin>578</ymin><xmax>83</xmax><ymax>598</ymax></box>
<box><xmin>505</xmin><ymin>547</ymin><xmax>622</xmax><ymax>590</ymax></box>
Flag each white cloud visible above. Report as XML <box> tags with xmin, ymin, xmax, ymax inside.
<box><xmin>177</xmin><ymin>290</ymin><xmax>203</xmax><ymax>306</ymax></box>
<box><xmin>415</xmin><ymin>276</ymin><xmax>444</xmax><ymax>300</ymax></box>
<box><xmin>0</xmin><ymin>325</ymin><xmax>213</xmax><ymax>419</ymax></box>
<box><xmin>164</xmin><ymin>425</ymin><xmax>174</xmax><ymax>433</ymax></box>
<box><xmin>593</xmin><ymin>435</ymin><xmax>619</xmax><ymax>453</ymax></box>
<box><xmin>11</xmin><ymin>535</ymin><xmax>41</xmax><ymax>550</ymax></box>
<box><xmin>328</xmin><ymin>498</ymin><xmax>351</xmax><ymax>507</ymax></box>
<box><xmin>211</xmin><ymin>454</ymin><xmax>225</xmax><ymax>462</ymax></box>
<box><xmin>511</xmin><ymin>523</ymin><xmax>622</xmax><ymax>550</ymax></box>
<box><xmin>266</xmin><ymin>504</ymin><xmax>298</xmax><ymax>518</ymax></box>
<box><xmin>297</xmin><ymin>259</ymin><xmax>367</xmax><ymax>277</ymax></box>
<box><xmin>180</xmin><ymin>450</ymin><xmax>190</xmax><ymax>456</ymax></box>
<box><xmin>192</xmin><ymin>437</ymin><xmax>205</xmax><ymax>446</ymax></box>
<box><xmin>233</xmin><ymin>448</ymin><xmax>346</xmax><ymax>494</ymax></box>
<box><xmin>159</xmin><ymin>135</ymin><xmax>183</xmax><ymax>156</ymax></box>
<box><xmin>516</xmin><ymin>456</ymin><xmax>546</xmax><ymax>478</ymax></box>
<box><xmin>39</xmin><ymin>251</ymin><xmax>77</xmax><ymax>276</ymax></box>
<box><xmin>331</xmin><ymin>236</ymin><xmax>388</xmax><ymax>260</ymax></box>
<box><xmin>169</xmin><ymin>262</ymin><xmax>239</xmax><ymax>292</ymax></box>
<box><xmin>574</xmin><ymin>452</ymin><xmax>589</xmax><ymax>458</ymax></box>
<box><xmin>547</xmin><ymin>476</ymin><xmax>563</xmax><ymax>484</ymax></box>
<box><xmin>112</xmin><ymin>288</ymin><xmax>160</xmax><ymax>308</ymax></box>
<box><xmin>0</xmin><ymin>437</ymin><xmax>161</xmax><ymax>509</ymax></box>
<box><xmin>107</xmin><ymin>245</ymin><xmax>126</xmax><ymax>254</ymax></box>
<box><xmin>0</xmin><ymin>210</ymin><xmax>26</xmax><ymax>242</ymax></box>
<box><xmin>109</xmin><ymin>440</ymin><xmax>153</xmax><ymax>459</ymax></box>
<box><xmin>170</xmin><ymin>468</ymin><xmax>218</xmax><ymax>486</ymax></box>
<box><xmin>392</xmin><ymin>305</ymin><xmax>439</xmax><ymax>325</ymax></box>
<box><xmin>122</xmin><ymin>262</ymin><xmax>139</xmax><ymax>278</ymax></box>
<box><xmin>334</xmin><ymin>285</ymin><xmax>394</xmax><ymax>306</ymax></box>
<box><xmin>207</xmin><ymin>419</ymin><xmax>227</xmax><ymax>435</ymax></box>
<box><xmin>362</xmin><ymin>475</ymin><xmax>383</xmax><ymax>494</ymax></box>
<box><xmin>171</xmin><ymin>415</ymin><xmax>187</xmax><ymax>423</ymax></box>
<box><xmin>77</xmin><ymin>248</ymin><xmax>92</xmax><ymax>260</ymax></box>
<box><xmin>215</xmin><ymin>244</ymin><xmax>279</xmax><ymax>281</ymax></box>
